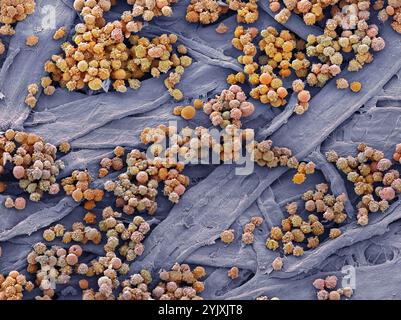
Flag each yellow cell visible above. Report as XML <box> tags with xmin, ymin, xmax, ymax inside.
<box><xmin>270</xmin><ymin>78</ymin><xmax>283</xmax><ymax>89</ymax></box>
<box><xmin>260</xmin><ymin>94</ymin><xmax>269</xmax><ymax>104</ymax></box>
<box><xmin>249</xmin><ymin>73</ymin><xmax>260</xmax><ymax>85</ymax></box>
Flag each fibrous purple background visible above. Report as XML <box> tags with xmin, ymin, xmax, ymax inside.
<box><xmin>1</xmin><ymin>0</ymin><xmax>401</xmax><ymax>300</ymax></box>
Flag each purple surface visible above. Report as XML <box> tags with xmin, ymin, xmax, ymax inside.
<box><xmin>1</xmin><ymin>0</ymin><xmax>401</xmax><ymax>300</ymax></box>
